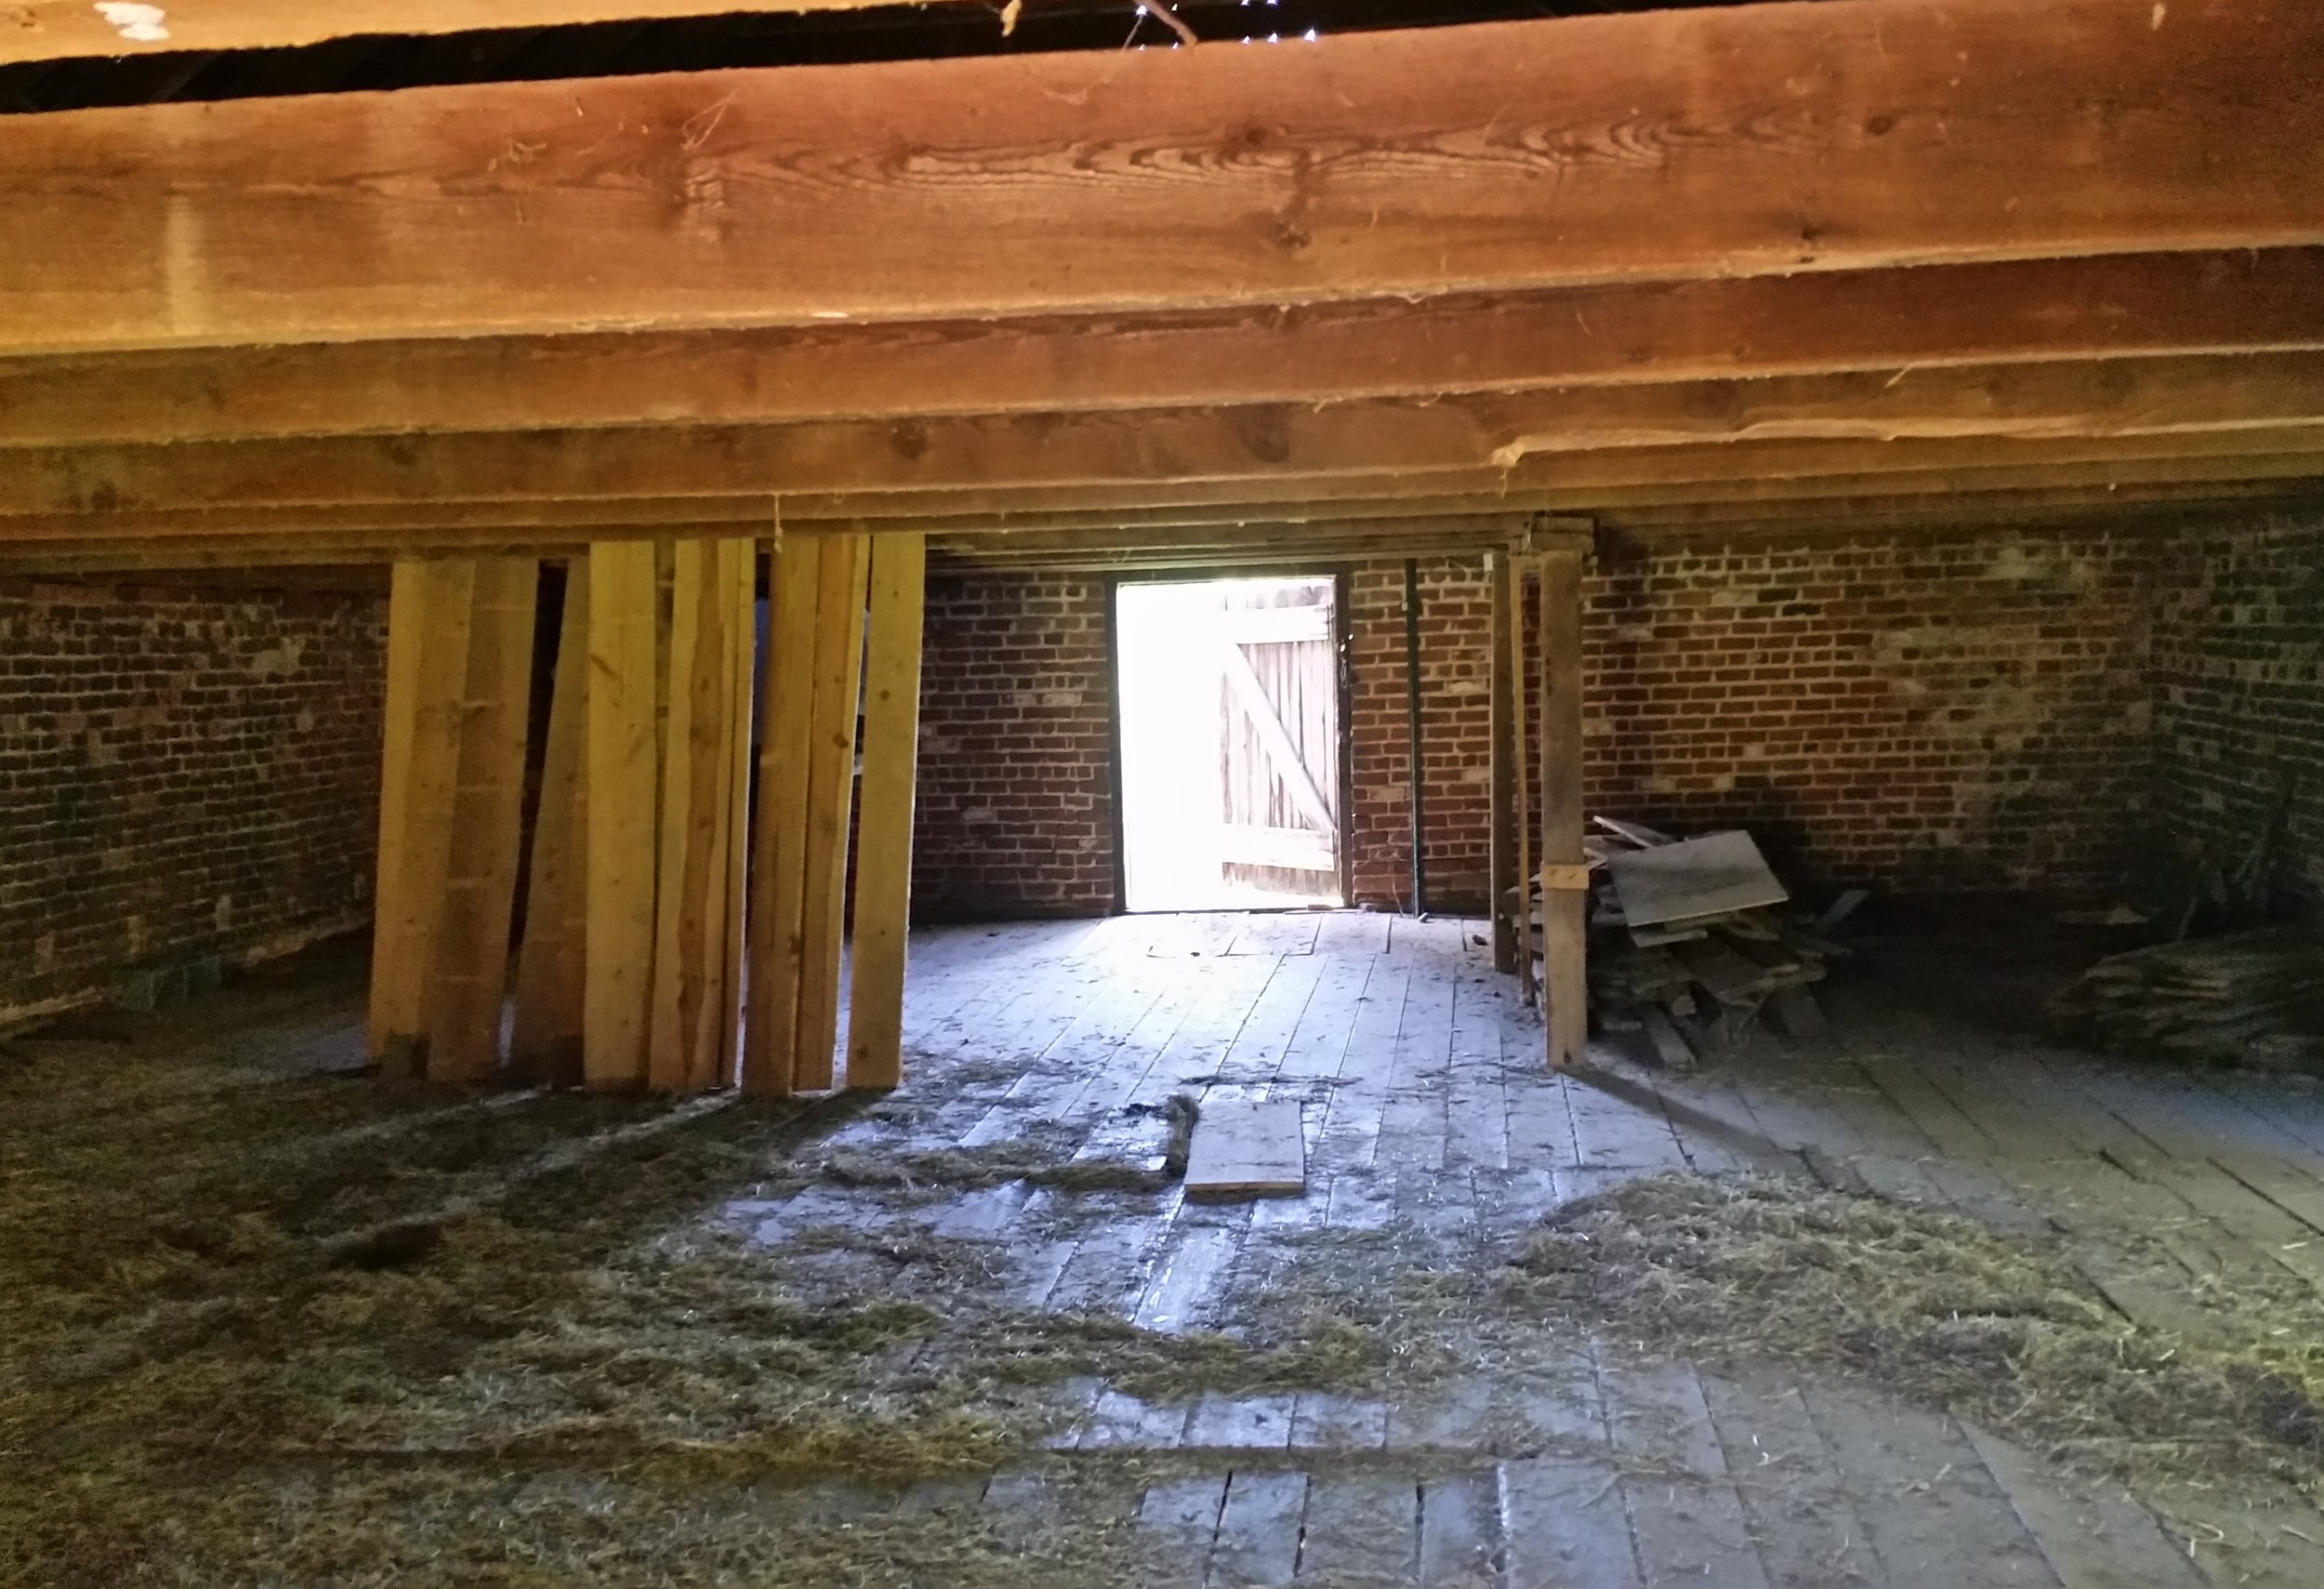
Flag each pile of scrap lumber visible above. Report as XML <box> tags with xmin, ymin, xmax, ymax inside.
<box><xmin>2050</xmin><ymin>927</ymin><xmax>2324</xmax><ymax>1072</ymax></box>
<box><xmin>1577</xmin><ymin>818</ymin><xmax>1855</xmax><ymax>1066</ymax></box>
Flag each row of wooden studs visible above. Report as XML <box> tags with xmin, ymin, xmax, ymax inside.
<box><xmin>366</xmin><ymin>531</ymin><xmax>927</xmax><ymax>1093</ymax></box>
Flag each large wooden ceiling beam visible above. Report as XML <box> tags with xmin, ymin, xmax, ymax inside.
<box><xmin>13</xmin><ymin>470</ymin><xmax>2324</xmax><ymax>578</ymax></box>
<box><xmin>8</xmin><ymin>250</ymin><xmax>2320</xmax><ymax>449</ymax></box>
<box><xmin>13</xmin><ymin>354</ymin><xmax>2323</xmax><ymax>517</ymax></box>
<box><xmin>7</xmin><ymin>433</ymin><xmax>2322</xmax><ymax>559</ymax></box>
<box><xmin>2</xmin><ymin>2</ymin><xmax>973</xmax><ymax>66</ymax></box>
<box><xmin>3</xmin><ymin>0</ymin><xmax>2316</xmax><ymax>355</ymax></box>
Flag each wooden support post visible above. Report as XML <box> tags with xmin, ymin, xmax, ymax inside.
<box><xmin>1538</xmin><ymin>545</ymin><xmax>1588</xmax><ymax>1068</ymax></box>
<box><xmin>1487</xmin><ymin>550</ymin><xmax>1517</xmax><ymax>974</ymax></box>
<box><xmin>1509</xmin><ymin>553</ymin><xmax>1538</xmax><ymax>1009</ymax></box>
<box><xmin>368</xmin><ymin>557</ymin><xmax>476</xmax><ymax>1067</ymax></box>
<box><xmin>423</xmin><ymin>556</ymin><xmax>539</xmax><ymax>1081</ymax></box>
<box><xmin>845</xmin><ymin>532</ymin><xmax>927</xmax><ymax>1092</ymax></box>
<box><xmin>583</xmin><ymin>538</ymin><xmax>660</xmax><ymax>1089</ymax></box>
<box><xmin>743</xmin><ymin>532</ymin><xmax>820</xmax><ymax>1095</ymax></box>
<box><xmin>509</xmin><ymin>560</ymin><xmax>589</xmax><ymax>1083</ymax></box>
<box><xmin>792</xmin><ymin>532</ymin><xmax>871</xmax><ymax>1092</ymax></box>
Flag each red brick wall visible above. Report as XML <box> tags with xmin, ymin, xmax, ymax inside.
<box><xmin>1569</xmin><ymin>527</ymin><xmax>2155</xmax><ymax>897</ymax></box>
<box><xmin>912</xmin><ymin>571</ymin><xmax>1116</xmax><ymax>918</ymax></box>
<box><xmin>916</xmin><ymin>526</ymin><xmax>2161</xmax><ymax>920</ymax></box>
<box><xmin>0</xmin><ymin>579</ymin><xmax>386</xmax><ymax>1021</ymax></box>
<box><xmin>2154</xmin><ymin>508</ymin><xmax>2324</xmax><ymax>917</ymax></box>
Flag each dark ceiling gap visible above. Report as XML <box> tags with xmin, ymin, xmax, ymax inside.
<box><xmin>1</xmin><ymin>1</ymin><xmax>1779</xmax><ymax>115</ymax></box>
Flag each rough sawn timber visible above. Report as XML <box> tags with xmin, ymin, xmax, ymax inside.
<box><xmin>1</xmin><ymin>0</ymin><xmax>2317</xmax><ymax>353</ymax></box>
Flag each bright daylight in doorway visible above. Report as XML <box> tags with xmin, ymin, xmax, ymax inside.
<box><xmin>1116</xmin><ymin>575</ymin><xmax>1344</xmax><ymax>913</ymax></box>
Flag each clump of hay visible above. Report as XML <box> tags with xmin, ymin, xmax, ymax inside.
<box><xmin>0</xmin><ymin>1031</ymin><xmax>1398</xmax><ymax>1586</ymax></box>
<box><xmin>1507</xmin><ymin>1172</ymin><xmax>2324</xmax><ymax>1491</ymax></box>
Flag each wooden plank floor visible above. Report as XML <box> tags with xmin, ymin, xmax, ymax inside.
<box><xmin>854</xmin><ymin>911</ymin><xmax>2324</xmax><ymax>1589</ymax></box>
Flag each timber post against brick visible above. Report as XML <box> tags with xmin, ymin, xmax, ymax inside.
<box><xmin>1488</xmin><ymin>551</ymin><xmax>1518</xmax><ymax>974</ymax></box>
<box><xmin>1538</xmin><ymin>538</ymin><xmax>1589</xmax><ymax>1069</ymax></box>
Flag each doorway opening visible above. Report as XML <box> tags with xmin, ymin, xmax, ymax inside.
<box><xmin>1115</xmin><ymin>574</ymin><xmax>1346</xmax><ymax>913</ymax></box>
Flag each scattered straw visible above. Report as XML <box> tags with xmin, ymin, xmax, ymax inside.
<box><xmin>1505</xmin><ymin>1172</ymin><xmax>2324</xmax><ymax>1494</ymax></box>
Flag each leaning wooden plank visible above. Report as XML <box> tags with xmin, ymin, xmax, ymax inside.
<box><xmin>792</xmin><ymin>533</ymin><xmax>872</xmax><ymax>1092</ymax></box>
<box><xmin>1538</xmin><ymin>547</ymin><xmax>1588</xmax><ymax>1068</ymax></box>
<box><xmin>7</xmin><ymin>0</ymin><xmax>2319</xmax><ymax>352</ymax></box>
<box><xmin>424</xmin><ymin>556</ymin><xmax>540</xmax><ymax>1082</ymax></box>
<box><xmin>508</xmin><ymin>562</ymin><xmax>590</xmax><ymax>1084</ymax></box>
<box><xmin>679</xmin><ymin>537</ymin><xmax>748</xmax><ymax>1090</ymax></box>
<box><xmin>1607</xmin><ymin>830</ymin><xmax>1789</xmax><ymax>928</ymax></box>
<box><xmin>715</xmin><ymin>539</ymin><xmax>758</xmax><ymax>1087</ymax></box>
<box><xmin>647</xmin><ymin>540</ymin><xmax>709</xmax><ymax>1092</ymax></box>
<box><xmin>845</xmin><ymin>533</ymin><xmax>927</xmax><ymax>1092</ymax></box>
<box><xmin>367</xmin><ymin>558</ymin><xmax>476</xmax><ymax>1066</ymax></box>
<box><xmin>583</xmin><ymin>539</ymin><xmax>661</xmax><ymax>1089</ymax></box>
<box><xmin>1639</xmin><ymin>1005</ymin><xmax>1701</xmax><ymax>1073</ymax></box>
<box><xmin>741</xmin><ymin>534</ymin><xmax>821</xmax><ymax>1095</ymax></box>
<box><xmin>1183</xmin><ymin>1099</ymin><xmax>1306</xmax><ymax>1198</ymax></box>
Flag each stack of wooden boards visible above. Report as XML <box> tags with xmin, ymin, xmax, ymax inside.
<box><xmin>1571</xmin><ymin>820</ymin><xmax>1852</xmax><ymax>1066</ymax></box>
<box><xmin>2050</xmin><ymin>928</ymin><xmax>2324</xmax><ymax>1072</ymax></box>
<box><xmin>367</xmin><ymin>533</ymin><xmax>929</xmax><ymax>1095</ymax></box>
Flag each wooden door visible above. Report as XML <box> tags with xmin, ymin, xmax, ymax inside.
<box><xmin>1217</xmin><ymin>577</ymin><xmax>1341</xmax><ymax>900</ymax></box>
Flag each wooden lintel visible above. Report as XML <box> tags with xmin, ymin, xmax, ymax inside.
<box><xmin>3</xmin><ymin>1</ymin><xmax>2317</xmax><ymax>353</ymax></box>
<box><xmin>9</xmin><ymin>250</ymin><xmax>2324</xmax><ymax>449</ymax></box>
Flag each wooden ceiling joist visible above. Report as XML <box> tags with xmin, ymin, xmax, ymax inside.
<box><xmin>7</xmin><ymin>249</ymin><xmax>2321</xmax><ymax>449</ymax></box>
<box><xmin>12</xmin><ymin>354</ymin><xmax>2324</xmax><ymax>518</ymax></box>
<box><xmin>2</xmin><ymin>0</ymin><xmax>2317</xmax><ymax>355</ymax></box>
<box><xmin>7</xmin><ymin>434</ymin><xmax>2323</xmax><ymax>567</ymax></box>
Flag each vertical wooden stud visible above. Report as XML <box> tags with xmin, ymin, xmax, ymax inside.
<box><xmin>424</xmin><ymin>556</ymin><xmax>540</xmax><ymax>1081</ymax></box>
<box><xmin>743</xmin><ymin>533</ymin><xmax>821</xmax><ymax>1094</ymax></box>
<box><xmin>1538</xmin><ymin>546</ymin><xmax>1588</xmax><ymax>1069</ymax></box>
<box><xmin>369</xmin><ymin>558</ymin><xmax>476</xmax><ymax>1066</ymax></box>
<box><xmin>584</xmin><ymin>539</ymin><xmax>660</xmax><ymax>1089</ymax></box>
<box><xmin>647</xmin><ymin>540</ymin><xmax>708</xmax><ymax>1092</ymax></box>
<box><xmin>510</xmin><ymin>560</ymin><xmax>589</xmax><ymax>1082</ymax></box>
<box><xmin>792</xmin><ymin>532</ymin><xmax>871</xmax><ymax>1092</ymax></box>
<box><xmin>1487</xmin><ymin>550</ymin><xmax>1517</xmax><ymax>975</ymax></box>
<box><xmin>717</xmin><ymin>539</ymin><xmax>759</xmax><ymax>1087</ymax></box>
<box><xmin>845</xmin><ymin>533</ymin><xmax>927</xmax><ymax>1091</ymax></box>
<box><xmin>1509</xmin><ymin>554</ymin><xmax>1538</xmax><ymax>1009</ymax></box>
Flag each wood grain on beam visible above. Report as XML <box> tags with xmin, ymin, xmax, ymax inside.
<box><xmin>15</xmin><ymin>354</ymin><xmax>2324</xmax><ymax>515</ymax></box>
<box><xmin>10</xmin><ymin>251</ymin><xmax>2323</xmax><ymax>448</ymax></box>
<box><xmin>14</xmin><ymin>477</ymin><xmax>2324</xmax><ymax>578</ymax></box>
<box><xmin>0</xmin><ymin>1</ymin><xmax>971</xmax><ymax>66</ymax></box>
<box><xmin>4</xmin><ymin>1</ymin><xmax>2317</xmax><ymax>354</ymax></box>
<box><xmin>6</xmin><ymin>430</ymin><xmax>2323</xmax><ymax>562</ymax></box>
